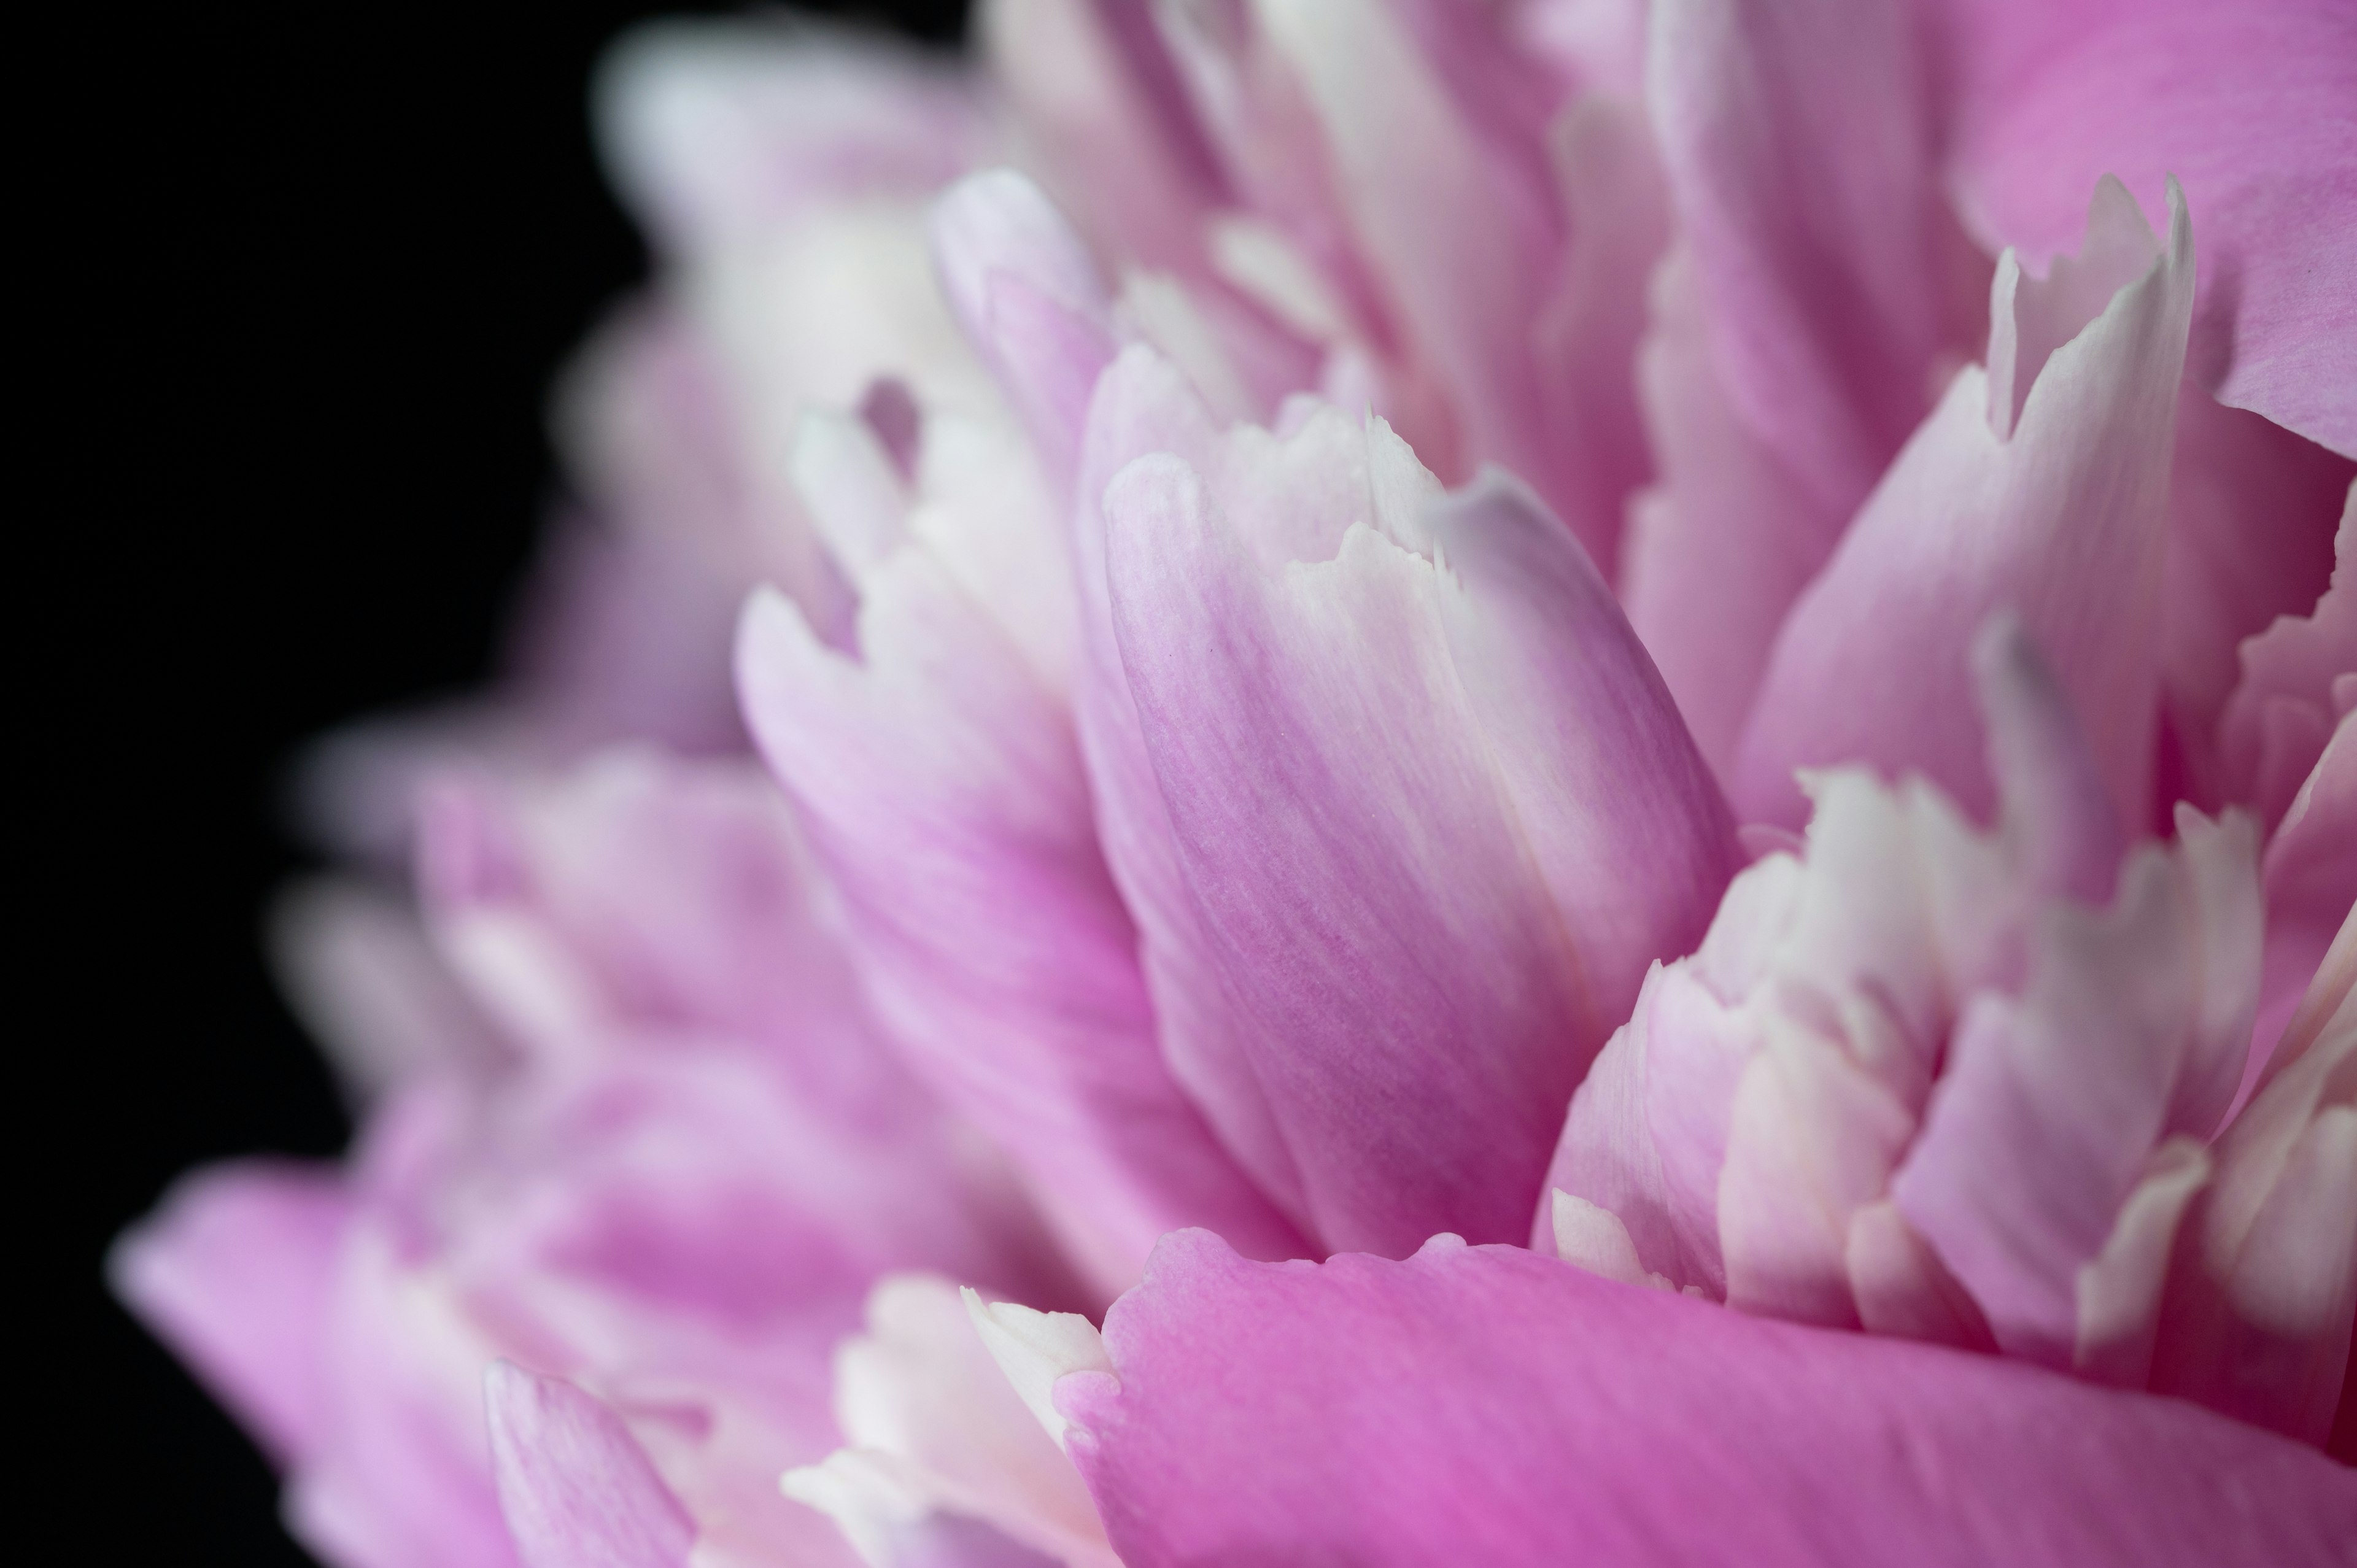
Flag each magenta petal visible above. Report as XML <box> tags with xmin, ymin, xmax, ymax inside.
<box><xmin>109</xmin><ymin>1162</ymin><xmax>351</xmax><ymax>1464</ymax></box>
<box><xmin>484</xmin><ymin>1363</ymin><xmax>695</xmax><ymax>1568</ymax></box>
<box><xmin>1063</xmin><ymin>1230</ymin><xmax>2356</xmax><ymax>1568</ymax></box>
<box><xmin>1941</xmin><ymin>0</ymin><xmax>2357</xmax><ymax>458</ymax></box>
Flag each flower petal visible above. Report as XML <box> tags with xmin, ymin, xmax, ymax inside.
<box><xmin>1940</xmin><ymin>0</ymin><xmax>2357</xmax><ymax>457</ymax></box>
<box><xmin>109</xmin><ymin>1162</ymin><xmax>352</xmax><ymax>1464</ymax></box>
<box><xmin>1105</xmin><ymin>441</ymin><xmax>1728</xmax><ymax>1255</ymax></box>
<box><xmin>737</xmin><ymin>506</ymin><xmax>1300</xmax><ymax>1288</ymax></box>
<box><xmin>484</xmin><ymin>1362</ymin><xmax>695</xmax><ymax>1568</ymax></box>
<box><xmin>1735</xmin><ymin>180</ymin><xmax>2194</xmax><ymax>830</ymax></box>
<box><xmin>1061</xmin><ymin>1230</ymin><xmax>2357</xmax><ymax>1567</ymax></box>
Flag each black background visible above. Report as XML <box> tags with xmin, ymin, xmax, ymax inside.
<box><xmin>46</xmin><ymin>3</ymin><xmax>962</xmax><ymax>1560</ymax></box>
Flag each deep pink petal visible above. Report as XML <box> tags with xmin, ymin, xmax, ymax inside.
<box><xmin>1939</xmin><ymin>0</ymin><xmax>2357</xmax><ymax>457</ymax></box>
<box><xmin>1062</xmin><ymin>1230</ymin><xmax>2356</xmax><ymax>1568</ymax></box>
<box><xmin>484</xmin><ymin>1363</ymin><xmax>695</xmax><ymax>1568</ymax></box>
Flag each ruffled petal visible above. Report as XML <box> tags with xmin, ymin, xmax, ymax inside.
<box><xmin>1061</xmin><ymin>1230</ymin><xmax>2357</xmax><ymax>1568</ymax></box>
<box><xmin>1940</xmin><ymin>0</ymin><xmax>2357</xmax><ymax>457</ymax></box>
<box><xmin>1735</xmin><ymin>180</ymin><xmax>2194</xmax><ymax>830</ymax></box>
<box><xmin>1104</xmin><ymin>415</ymin><xmax>1732</xmax><ymax>1254</ymax></box>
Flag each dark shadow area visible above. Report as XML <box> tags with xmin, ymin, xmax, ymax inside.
<box><xmin>41</xmin><ymin>2</ymin><xmax>964</xmax><ymax>1559</ymax></box>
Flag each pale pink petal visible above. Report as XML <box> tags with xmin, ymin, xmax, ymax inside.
<box><xmin>1069</xmin><ymin>348</ymin><xmax>1308</xmax><ymax>1230</ymax></box>
<box><xmin>1718</xmin><ymin>1015</ymin><xmax>1917</xmax><ymax>1327</ymax></box>
<box><xmin>2157</xmin><ymin>940</ymin><xmax>2357</xmax><ymax>1445</ymax></box>
<box><xmin>1647</xmin><ymin>0</ymin><xmax>1956</xmax><ymax>518</ymax></box>
<box><xmin>1940</xmin><ymin>0</ymin><xmax>2357</xmax><ymax>457</ymax></box>
<box><xmin>484</xmin><ymin>1363</ymin><xmax>694</xmax><ymax>1568</ymax></box>
<box><xmin>1734</xmin><ymin>180</ymin><xmax>2194</xmax><ymax>830</ymax></box>
<box><xmin>109</xmin><ymin>1162</ymin><xmax>352</xmax><ymax>1464</ymax></box>
<box><xmin>595</xmin><ymin>20</ymin><xmax>989</xmax><ymax>257</ymax></box>
<box><xmin>1428</xmin><ymin>472</ymin><xmax>1741</xmax><ymax>1018</ymax></box>
<box><xmin>1106</xmin><ymin>454</ymin><xmax>1577</xmax><ymax>1253</ymax></box>
<box><xmin>783</xmin><ymin>1277</ymin><xmax>1114</xmax><ymax>1568</ymax></box>
<box><xmin>414</xmin><ymin>751</ymin><xmax>913</xmax><ymax>1128</ymax></box>
<box><xmin>1255</xmin><ymin>0</ymin><xmax>1560</xmax><ymax>498</ymax></box>
<box><xmin>1548</xmin><ymin>1190</ymin><xmax>1674</xmax><ymax>1291</ymax></box>
<box><xmin>1845</xmin><ymin>1199</ymin><xmax>1995</xmax><ymax>1351</ymax></box>
<box><xmin>982</xmin><ymin>0</ymin><xmax>1225</xmax><ymax>278</ymax></box>
<box><xmin>1530</xmin><ymin>95</ymin><xmax>1671</xmax><ymax>578</ymax></box>
<box><xmin>1893</xmin><ymin>825</ymin><xmax>2264</xmax><ymax>1367</ymax></box>
<box><xmin>737</xmin><ymin>560</ymin><xmax>1300</xmax><ymax>1289</ymax></box>
<box><xmin>929</xmin><ymin>171</ymin><xmax>1117</xmax><ymax>482</ymax></box>
<box><xmin>2256</xmin><ymin>716</ymin><xmax>2357</xmax><ymax>1071</ymax></box>
<box><xmin>2223</xmin><ymin>489</ymin><xmax>2357</xmax><ymax>830</ymax></box>
<box><xmin>1060</xmin><ymin>1230</ymin><xmax>2357</xmax><ymax>1567</ymax></box>
<box><xmin>1536</xmin><ymin>958</ymin><xmax>1751</xmax><ymax>1292</ymax></box>
<box><xmin>1105</xmin><ymin>445</ymin><xmax>1727</xmax><ymax>1255</ymax></box>
<box><xmin>2074</xmin><ymin>1138</ymin><xmax>2213</xmax><ymax>1389</ymax></box>
<box><xmin>268</xmin><ymin>878</ymin><xmax>512</xmax><ymax>1102</ymax></box>
<box><xmin>286</xmin><ymin>1215</ymin><xmax>520</xmax><ymax>1568</ymax></box>
<box><xmin>555</xmin><ymin>303</ymin><xmax>851</xmax><ymax>641</ymax></box>
<box><xmin>1620</xmin><ymin>252</ymin><xmax>1839</xmax><ymax>769</ymax></box>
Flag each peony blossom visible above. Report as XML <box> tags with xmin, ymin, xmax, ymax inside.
<box><xmin>118</xmin><ymin>2</ymin><xmax>2353</xmax><ymax>1566</ymax></box>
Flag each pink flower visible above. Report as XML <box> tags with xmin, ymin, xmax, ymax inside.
<box><xmin>120</xmin><ymin>2</ymin><xmax>2355</xmax><ymax>1566</ymax></box>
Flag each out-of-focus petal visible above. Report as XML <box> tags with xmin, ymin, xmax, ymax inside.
<box><xmin>1061</xmin><ymin>1230</ymin><xmax>2357</xmax><ymax>1568</ymax></box>
<box><xmin>1938</xmin><ymin>0</ymin><xmax>2357</xmax><ymax>457</ymax></box>
<box><xmin>1255</xmin><ymin>0</ymin><xmax>1559</xmax><ymax>497</ymax></box>
<box><xmin>108</xmin><ymin>1162</ymin><xmax>352</xmax><ymax>1464</ymax></box>
<box><xmin>484</xmin><ymin>1363</ymin><xmax>695</xmax><ymax>1568</ymax></box>
<box><xmin>983</xmin><ymin>0</ymin><xmax>1226</xmax><ymax>278</ymax></box>
<box><xmin>1105</xmin><ymin>431</ymin><xmax>1732</xmax><ymax>1255</ymax></box>
<box><xmin>596</xmin><ymin>19</ymin><xmax>990</xmax><ymax>257</ymax></box>
<box><xmin>413</xmin><ymin>751</ymin><xmax>911</xmax><ymax>1127</ymax></box>
<box><xmin>268</xmin><ymin>878</ymin><xmax>512</xmax><ymax>1103</ymax></box>
<box><xmin>929</xmin><ymin>171</ymin><xmax>1117</xmax><ymax>483</ymax></box>
<box><xmin>1734</xmin><ymin>180</ymin><xmax>2194</xmax><ymax>830</ymax></box>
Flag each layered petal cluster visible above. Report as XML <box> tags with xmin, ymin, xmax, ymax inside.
<box><xmin>117</xmin><ymin>2</ymin><xmax>2357</xmax><ymax>1566</ymax></box>
<box><xmin>117</xmin><ymin>752</ymin><xmax>1069</xmax><ymax>1567</ymax></box>
<box><xmin>1546</xmin><ymin>625</ymin><xmax>2354</xmax><ymax>1442</ymax></box>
